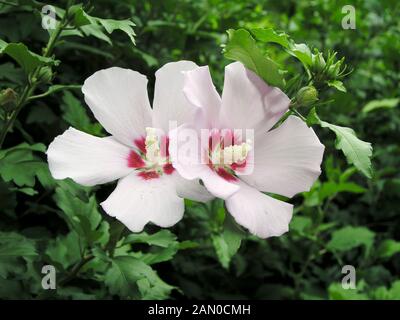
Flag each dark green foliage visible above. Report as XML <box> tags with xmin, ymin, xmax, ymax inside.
<box><xmin>0</xmin><ymin>0</ymin><xmax>399</xmax><ymax>300</ymax></box>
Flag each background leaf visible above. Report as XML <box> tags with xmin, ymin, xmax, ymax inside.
<box><xmin>224</xmin><ymin>28</ymin><xmax>284</xmax><ymax>88</ymax></box>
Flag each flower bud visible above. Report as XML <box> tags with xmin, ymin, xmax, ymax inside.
<box><xmin>296</xmin><ymin>86</ymin><xmax>318</xmax><ymax>106</ymax></box>
<box><xmin>312</xmin><ymin>52</ymin><xmax>326</xmax><ymax>73</ymax></box>
<box><xmin>0</xmin><ymin>88</ymin><xmax>17</xmax><ymax>111</ymax></box>
<box><xmin>327</xmin><ymin>62</ymin><xmax>341</xmax><ymax>78</ymax></box>
<box><xmin>37</xmin><ymin>66</ymin><xmax>53</xmax><ymax>84</ymax></box>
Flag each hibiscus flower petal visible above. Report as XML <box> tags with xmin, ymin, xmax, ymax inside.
<box><xmin>172</xmin><ymin>174</ymin><xmax>214</xmax><ymax>203</ymax></box>
<box><xmin>225</xmin><ymin>181</ymin><xmax>293</xmax><ymax>238</ymax></box>
<box><xmin>183</xmin><ymin>65</ymin><xmax>222</xmax><ymax>128</ymax></box>
<box><xmin>47</xmin><ymin>127</ymin><xmax>133</xmax><ymax>186</ymax></box>
<box><xmin>101</xmin><ymin>173</ymin><xmax>184</xmax><ymax>232</ymax></box>
<box><xmin>169</xmin><ymin>124</ymin><xmax>239</xmax><ymax>199</ymax></box>
<box><xmin>241</xmin><ymin>116</ymin><xmax>324</xmax><ymax>198</ymax></box>
<box><xmin>82</xmin><ymin>67</ymin><xmax>152</xmax><ymax>147</ymax></box>
<box><xmin>221</xmin><ymin>62</ymin><xmax>290</xmax><ymax>132</ymax></box>
<box><xmin>200</xmin><ymin>168</ymin><xmax>240</xmax><ymax>199</ymax></box>
<box><xmin>152</xmin><ymin>61</ymin><xmax>199</xmax><ymax>132</ymax></box>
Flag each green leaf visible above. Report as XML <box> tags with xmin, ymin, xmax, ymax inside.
<box><xmin>376</xmin><ymin>240</ymin><xmax>400</xmax><ymax>259</ymax></box>
<box><xmin>0</xmin><ymin>62</ymin><xmax>25</xmax><ymax>84</ymax></box>
<box><xmin>60</xmin><ymin>91</ymin><xmax>102</xmax><ymax>135</ymax></box>
<box><xmin>10</xmin><ymin>186</ymin><xmax>38</xmax><ymax>196</ymax></box>
<box><xmin>45</xmin><ymin>231</ymin><xmax>81</xmax><ymax>270</ymax></box>
<box><xmin>0</xmin><ymin>232</ymin><xmax>37</xmax><ymax>278</ymax></box>
<box><xmin>362</xmin><ymin>98</ymin><xmax>399</xmax><ymax>114</ymax></box>
<box><xmin>250</xmin><ymin>28</ymin><xmax>290</xmax><ymax>47</ymax></box>
<box><xmin>289</xmin><ymin>43</ymin><xmax>313</xmax><ymax>67</ymax></box>
<box><xmin>249</xmin><ymin>27</ymin><xmax>313</xmax><ymax>70</ymax></box>
<box><xmin>327</xmin><ymin>226</ymin><xmax>375</xmax><ymax>252</ymax></box>
<box><xmin>319</xmin><ymin>181</ymin><xmax>366</xmax><ymax>201</ymax></box>
<box><xmin>211</xmin><ymin>216</ymin><xmax>245</xmax><ymax>269</ymax></box>
<box><xmin>123</xmin><ymin>230</ymin><xmax>180</xmax><ymax>265</ymax></box>
<box><xmin>387</xmin><ymin>281</ymin><xmax>400</xmax><ymax>299</ymax></box>
<box><xmin>80</xmin><ymin>24</ymin><xmax>111</xmax><ymax>44</ymax></box>
<box><xmin>26</xmin><ymin>105</ymin><xmax>57</xmax><ymax>125</ymax></box>
<box><xmin>0</xmin><ymin>143</ymin><xmax>47</xmax><ymax>187</ymax></box>
<box><xmin>105</xmin><ymin>256</ymin><xmax>174</xmax><ymax>299</ymax></box>
<box><xmin>224</xmin><ymin>29</ymin><xmax>284</xmax><ymax>88</ymax></box>
<box><xmin>0</xmin><ymin>231</ymin><xmax>37</xmax><ymax>257</ymax></box>
<box><xmin>0</xmin><ymin>41</ymin><xmax>57</xmax><ymax>74</ymax></box>
<box><xmin>54</xmin><ymin>180</ymin><xmax>109</xmax><ymax>245</ymax></box>
<box><xmin>327</xmin><ymin>80</ymin><xmax>346</xmax><ymax>92</ymax></box>
<box><xmin>138</xmin><ymin>245</ymin><xmax>179</xmax><ymax>265</ymax></box>
<box><xmin>123</xmin><ymin>230</ymin><xmax>177</xmax><ymax>247</ymax></box>
<box><xmin>72</xmin><ymin>7</ymin><xmax>135</xmax><ymax>46</ymax></box>
<box><xmin>308</xmin><ymin>108</ymin><xmax>373</xmax><ymax>178</ymax></box>
<box><xmin>321</xmin><ymin>123</ymin><xmax>373</xmax><ymax>178</ymax></box>
<box><xmin>372</xmin><ymin>281</ymin><xmax>400</xmax><ymax>300</ymax></box>
<box><xmin>306</xmin><ymin>107</ymin><xmax>320</xmax><ymax>126</ymax></box>
<box><xmin>290</xmin><ymin>216</ymin><xmax>312</xmax><ymax>235</ymax></box>
<box><xmin>178</xmin><ymin>240</ymin><xmax>199</xmax><ymax>250</ymax></box>
<box><xmin>328</xmin><ymin>282</ymin><xmax>368</xmax><ymax>300</ymax></box>
<box><xmin>97</xmin><ymin>19</ymin><xmax>136</xmax><ymax>45</ymax></box>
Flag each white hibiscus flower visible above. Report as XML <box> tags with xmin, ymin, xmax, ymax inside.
<box><xmin>169</xmin><ymin>62</ymin><xmax>325</xmax><ymax>238</ymax></box>
<box><xmin>47</xmin><ymin>61</ymin><xmax>212</xmax><ymax>232</ymax></box>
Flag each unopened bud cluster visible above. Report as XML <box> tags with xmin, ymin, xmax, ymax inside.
<box><xmin>310</xmin><ymin>50</ymin><xmax>348</xmax><ymax>86</ymax></box>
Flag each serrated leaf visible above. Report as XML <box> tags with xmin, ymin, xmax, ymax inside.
<box><xmin>224</xmin><ymin>28</ymin><xmax>284</xmax><ymax>88</ymax></box>
<box><xmin>327</xmin><ymin>226</ymin><xmax>375</xmax><ymax>252</ymax></box>
<box><xmin>211</xmin><ymin>216</ymin><xmax>245</xmax><ymax>269</ymax></box>
<box><xmin>251</xmin><ymin>28</ymin><xmax>290</xmax><ymax>47</ymax></box>
<box><xmin>123</xmin><ymin>230</ymin><xmax>180</xmax><ymax>265</ymax></box>
<box><xmin>45</xmin><ymin>231</ymin><xmax>81</xmax><ymax>270</ymax></box>
<box><xmin>0</xmin><ymin>232</ymin><xmax>37</xmax><ymax>278</ymax></box>
<box><xmin>123</xmin><ymin>230</ymin><xmax>177</xmax><ymax>247</ymax></box>
<box><xmin>80</xmin><ymin>24</ymin><xmax>112</xmax><ymax>44</ymax></box>
<box><xmin>0</xmin><ymin>41</ymin><xmax>57</xmax><ymax>74</ymax></box>
<box><xmin>249</xmin><ymin>27</ymin><xmax>313</xmax><ymax>70</ymax></box>
<box><xmin>105</xmin><ymin>256</ymin><xmax>174</xmax><ymax>299</ymax></box>
<box><xmin>0</xmin><ymin>143</ymin><xmax>47</xmax><ymax>187</ymax></box>
<box><xmin>97</xmin><ymin>19</ymin><xmax>136</xmax><ymax>45</ymax></box>
<box><xmin>321</xmin><ymin>123</ymin><xmax>373</xmax><ymax>178</ymax></box>
<box><xmin>0</xmin><ymin>232</ymin><xmax>37</xmax><ymax>257</ymax></box>
<box><xmin>54</xmin><ymin>181</ymin><xmax>108</xmax><ymax>245</ymax></box>
<box><xmin>307</xmin><ymin>108</ymin><xmax>373</xmax><ymax>179</ymax></box>
<box><xmin>72</xmin><ymin>7</ymin><xmax>135</xmax><ymax>46</ymax></box>
<box><xmin>60</xmin><ymin>91</ymin><xmax>102</xmax><ymax>135</ymax></box>
<box><xmin>138</xmin><ymin>245</ymin><xmax>179</xmax><ymax>265</ymax></box>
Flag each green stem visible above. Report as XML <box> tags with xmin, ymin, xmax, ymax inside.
<box><xmin>59</xmin><ymin>254</ymin><xmax>94</xmax><ymax>287</ymax></box>
<box><xmin>289</xmin><ymin>107</ymin><xmax>307</xmax><ymax>122</ymax></box>
<box><xmin>0</xmin><ymin>8</ymin><xmax>70</xmax><ymax>149</ymax></box>
<box><xmin>107</xmin><ymin>221</ymin><xmax>126</xmax><ymax>258</ymax></box>
<box><xmin>28</xmin><ymin>84</ymin><xmax>81</xmax><ymax>101</ymax></box>
<box><xmin>0</xmin><ymin>86</ymin><xmax>31</xmax><ymax>148</ymax></box>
